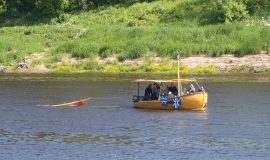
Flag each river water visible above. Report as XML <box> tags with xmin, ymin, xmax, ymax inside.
<box><xmin>0</xmin><ymin>74</ymin><xmax>270</xmax><ymax>160</ymax></box>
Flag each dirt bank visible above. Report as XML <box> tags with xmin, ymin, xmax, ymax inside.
<box><xmin>180</xmin><ymin>54</ymin><xmax>270</xmax><ymax>72</ymax></box>
<box><xmin>98</xmin><ymin>53</ymin><xmax>270</xmax><ymax>73</ymax></box>
<box><xmin>1</xmin><ymin>54</ymin><xmax>270</xmax><ymax>73</ymax></box>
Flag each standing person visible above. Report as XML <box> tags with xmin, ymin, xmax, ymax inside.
<box><xmin>154</xmin><ymin>83</ymin><xmax>161</xmax><ymax>99</ymax></box>
<box><xmin>144</xmin><ymin>84</ymin><xmax>152</xmax><ymax>100</ymax></box>
<box><xmin>151</xmin><ymin>83</ymin><xmax>158</xmax><ymax>100</ymax></box>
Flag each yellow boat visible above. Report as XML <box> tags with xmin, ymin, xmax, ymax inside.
<box><xmin>132</xmin><ymin>79</ymin><xmax>208</xmax><ymax>111</ymax></box>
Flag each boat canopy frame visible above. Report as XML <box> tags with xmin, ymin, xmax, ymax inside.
<box><xmin>132</xmin><ymin>79</ymin><xmax>196</xmax><ymax>84</ymax></box>
<box><xmin>132</xmin><ymin>79</ymin><xmax>203</xmax><ymax>102</ymax></box>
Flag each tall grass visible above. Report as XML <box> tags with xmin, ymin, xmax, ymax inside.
<box><xmin>51</xmin><ymin>23</ymin><xmax>270</xmax><ymax>61</ymax></box>
<box><xmin>0</xmin><ymin>0</ymin><xmax>270</xmax><ymax>66</ymax></box>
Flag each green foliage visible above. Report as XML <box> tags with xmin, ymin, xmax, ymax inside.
<box><xmin>189</xmin><ymin>66</ymin><xmax>218</xmax><ymax>74</ymax></box>
<box><xmin>98</xmin><ymin>45</ymin><xmax>112</xmax><ymax>58</ymax></box>
<box><xmin>52</xmin><ymin>65</ymin><xmax>75</xmax><ymax>73</ymax></box>
<box><xmin>0</xmin><ymin>0</ymin><xmax>269</xmax><ymax>74</ymax></box>
<box><xmin>242</xmin><ymin>0</ymin><xmax>270</xmax><ymax>15</ymax></box>
<box><xmin>104</xmin><ymin>64</ymin><xmax>144</xmax><ymax>73</ymax></box>
<box><xmin>54</xmin><ymin>42</ymin><xmax>97</xmax><ymax>59</ymax></box>
<box><xmin>83</xmin><ymin>60</ymin><xmax>103</xmax><ymax>71</ymax></box>
<box><xmin>212</xmin><ymin>0</ymin><xmax>249</xmax><ymax>23</ymax></box>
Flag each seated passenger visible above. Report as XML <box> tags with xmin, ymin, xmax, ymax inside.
<box><xmin>172</xmin><ymin>85</ymin><xmax>178</xmax><ymax>96</ymax></box>
<box><xmin>167</xmin><ymin>84</ymin><xmax>173</xmax><ymax>93</ymax></box>
<box><xmin>168</xmin><ymin>91</ymin><xmax>175</xmax><ymax>99</ymax></box>
<box><xmin>187</xmin><ymin>84</ymin><xmax>195</xmax><ymax>94</ymax></box>
<box><xmin>160</xmin><ymin>85</ymin><xmax>168</xmax><ymax>96</ymax></box>
<box><xmin>144</xmin><ymin>84</ymin><xmax>152</xmax><ymax>100</ymax></box>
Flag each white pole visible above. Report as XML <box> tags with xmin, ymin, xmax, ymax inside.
<box><xmin>177</xmin><ymin>54</ymin><xmax>181</xmax><ymax>97</ymax></box>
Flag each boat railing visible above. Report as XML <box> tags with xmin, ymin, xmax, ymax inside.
<box><xmin>133</xmin><ymin>95</ymin><xmax>144</xmax><ymax>102</ymax></box>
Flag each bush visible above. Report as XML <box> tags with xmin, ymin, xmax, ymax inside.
<box><xmin>54</xmin><ymin>42</ymin><xmax>97</xmax><ymax>59</ymax></box>
<box><xmin>117</xmin><ymin>52</ymin><xmax>127</xmax><ymax>62</ymax></box>
<box><xmin>98</xmin><ymin>45</ymin><xmax>112</xmax><ymax>58</ymax></box>
<box><xmin>206</xmin><ymin>0</ymin><xmax>249</xmax><ymax>23</ymax></box>
<box><xmin>83</xmin><ymin>60</ymin><xmax>103</xmax><ymax>71</ymax></box>
<box><xmin>52</xmin><ymin>65</ymin><xmax>75</xmax><ymax>73</ymax></box>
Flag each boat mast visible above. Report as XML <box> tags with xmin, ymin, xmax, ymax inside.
<box><xmin>177</xmin><ymin>54</ymin><xmax>181</xmax><ymax>97</ymax></box>
<box><xmin>138</xmin><ymin>82</ymin><xmax>140</xmax><ymax>98</ymax></box>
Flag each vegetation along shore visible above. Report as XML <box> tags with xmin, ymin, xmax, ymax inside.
<box><xmin>0</xmin><ymin>0</ymin><xmax>269</xmax><ymax>74</ymax></box>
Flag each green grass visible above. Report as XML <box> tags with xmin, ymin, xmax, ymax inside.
<box><xmin>51</xmin><ymin>23</ymin><xmax>270</xmax><ymax>61</ymax></box>
<box><xmin>0</xmin><ymin>0</ymin><xmax>269</xmax><ymax>73</ymax></box>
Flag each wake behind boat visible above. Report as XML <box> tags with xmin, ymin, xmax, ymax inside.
<box><xmin>37</xmin><ymin>98</ymin><xmax>90</xmax><ymax>107</ymax></box>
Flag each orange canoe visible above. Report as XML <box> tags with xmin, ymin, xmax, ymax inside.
<box><xmin>37</xmin><ymin>98</ymin><xmax>90</xmax><ymax>107</ymax></box>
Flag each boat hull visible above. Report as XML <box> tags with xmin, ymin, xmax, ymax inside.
<box><xmin>133</xmin><ymin>92</ymin><xmax>208</xmax><ymax>111</ymax></box>
<box><xmin>38</xmin><ymin>98</ymin><xmax>90</xmax><ymax>107</ymax></box>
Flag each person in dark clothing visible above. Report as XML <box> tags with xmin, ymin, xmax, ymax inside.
<box><xmin>168</xmin><ymin>83</ymin><xmax>178</xmax><ymax>96</ymax></box>
<box><xmin>144</xmin><ymin>84</ymin><xmax>152</xmax><ymax>100</ymax></box>
<box><xmin>172</xmin><ymin>85</ymin><xmax>178</xmax><ymax>96</ymax></box>
<box><xmin>151</xmin><ymin>83</ymin><xmax>158</xmax><ymax>100</ymax></box>
<box><xmin>167</xmin><ymin>84</ymin><xmax>173</xmax><ymax>93</ymax></box>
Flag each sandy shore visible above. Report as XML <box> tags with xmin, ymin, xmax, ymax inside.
<box><xmin>180</xmin><ymin>54</ymin><xmax>270</xmax><ymax>72</ymax></box>
<box><xmin>1</xmin><ymin>53</ymin><xmax>270</xmax><ymax>73</ymax></box>
<box><xmin>98</xmin><ymin>53</ymin><xmax>270</xmax><ymax>73</ymax></box>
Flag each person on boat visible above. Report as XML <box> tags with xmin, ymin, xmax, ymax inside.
<box><xmin>198</xmin><ymin>86</ymin><xmax>205</xmax><ymax>92</ymax></box>
<box><xmin>187</xmin><ymin>84</ymin><xmax>195</xmax><ymax>94</ymax></box>
<box><xmin>160</xmin><ymin>84</ymin><xmax>168</xmax><ymax>96</ymax></box>
<box><xmin>168</xmin><ymin>91</ymin><xmax>175</xmax><ymax>99</ymax></box>
<box><xmin>167</xmin><ymin>83</ymin><xmax>178</xmax><ymax>96</ymax></box>
<box><xmin>144</xmin><ymin>84</ymin><xmax>152</xmax><ymax>100</ymax></box>
<box><xmin>167</xmin><ymin>84</ymin><xmax>173</xmax><ymax>93</ymax></box>
<box><xmin>154</xmin><ymin>83</ymin><xmax>160</xmax><ymax>99</ymax></box>
<box><xmin>172</xmin><ymin>85</ymin><xmax>178</xmax><ymax>96</ymax></box>
<box><xmin>151</xmin><ymin>83</ymin><xmax>158</xmax><ymax>100</ymax></box>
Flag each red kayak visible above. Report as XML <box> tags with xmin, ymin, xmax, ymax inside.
<box><xmin>37</xmin><ymin>98</ymin><xmax>90</xmax><ymax>107</ymax></box>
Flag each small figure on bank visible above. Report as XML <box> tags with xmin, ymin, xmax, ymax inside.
<box><xmin>18</xmin><ymin>57</ymin><xmax>30</xmax><ymax>69</ymax></box>
<box><xmin>1</xmin><ymin>67</ymin><xmax>7</xmax><ymax>73</ymax></box>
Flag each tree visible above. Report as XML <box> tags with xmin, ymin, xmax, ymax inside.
<box><xmin>4</xmin><ymin>0</ymin><xmax>36</xmax><ymax>14</ymax></box>
<box><xmin>0</xmin><ymin>0</ymin><xmax>5</xmax><ymax>12</ymax></box>
<box><xmin>242</xmin><ymin>0</ymin><xmax>270</xmax><ymax>15</ymax></box>
<box><xmin>35</xmin><ymin>0</ymin><xmax>69</xmax><ymax>16</ymax></box>
<box><xmin>205</xmin><ymin>0</ymin><xmax>248</xmax><ymax>23</ymax></box>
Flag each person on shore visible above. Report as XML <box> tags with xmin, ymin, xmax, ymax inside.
<box><xmin>1</xmin><ymin>67</ymin><xmax>7</xmax><ymax>73</ymax></box>
<box><xmin>144</xmin><ymin>84</ymin><xmax>152</xmax><ymax>100</ymax></box>
<box><xmin>18</xmin><ymin>57</ymin><xmax>30</xmax><ymax>69</ymax></box>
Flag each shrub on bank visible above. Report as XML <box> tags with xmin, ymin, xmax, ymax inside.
<box><xmin>52</xmin><ymin>65</ymin><xmax>75</xmax><ymax>73</ymax></box>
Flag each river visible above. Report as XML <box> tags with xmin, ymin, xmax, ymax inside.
<box><xmin>0</xmin><ymin>73</ymin><xmax>270</xmax><ymax>160</ymax></box>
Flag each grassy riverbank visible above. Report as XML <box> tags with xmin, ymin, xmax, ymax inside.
<box><xmin>0</xmin><ymin>0</ymin><xmax>270</xmax><ymax>74</ymax></box>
